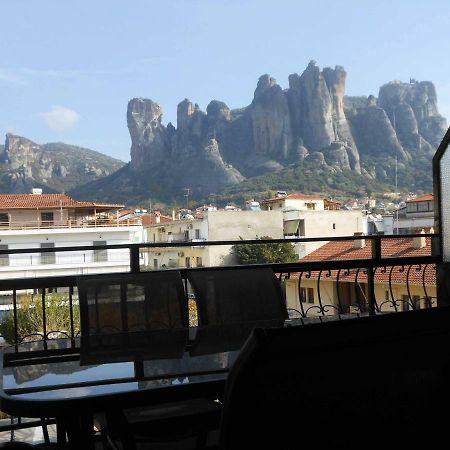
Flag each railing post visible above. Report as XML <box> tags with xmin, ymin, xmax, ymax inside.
<box><xmin>367</xmin><ymin>237</ymin><xmax>381</xmax><ymax>316</ymax></box>
<box><xmin>367</xmin><ymin>268</ymin><xmax>376</xmax><ymax>316</ymax></box>
<box><xmin>130</xmin><ymin>246</ymin><xmax>140</xmax><ymax>273</ymax></box>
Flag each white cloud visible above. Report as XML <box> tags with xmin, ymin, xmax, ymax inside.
<box><xmin>38</xmin><ymin>105</ymin><xmax>80</xmax><ymax>131</ymax></box>
<box><xmin>0</xmin><ymin>68</ymin><xmax>25</xmax><ymax>84</ymax></box>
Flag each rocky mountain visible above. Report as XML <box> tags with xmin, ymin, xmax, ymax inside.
<box><xmin>73</xmin><ymin>61</ymin><xmax>446</xmax><ymax>205</ymax></box>
<box><xmin>3</xmin><ymin>61</ymin><xmax>446</xmax><ymax>205</ymax></box>
<box><xmin>0</xmin><ymin>134</ymin><xmax>125</xmax><ymax>194</ymax></box>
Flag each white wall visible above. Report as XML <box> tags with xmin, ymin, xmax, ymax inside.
<box><xmin>0</xmin><ymin>226</ymin><xmax>143</xmax><ymax>279</ymax></box>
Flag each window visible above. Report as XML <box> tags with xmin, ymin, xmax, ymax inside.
<box><xmin>402</xmin><ymin>295</ymin><xmax>410</xmax><ymax>311</ymax></box>
<box><xmin>93</xmin><ymin>240</ymin><xmax>108</xmax><ymax>262</ymax></box>
<box><xmin>196</xmin><ymin>257</ymin><xmax>203</xmax><ymax>267</ymax></box>
<box><xmin>298</xmin><ymin>219</ymin><xmax>305</xmax><ymax>237</ymax></box>
<box><xmin>406</xmin><ymin>203</ymin><xmax>418</xmax><ymax>213</ymax></box>
<box><xmin>300</xmin><ymin>287</ymin><xmax>314</xmax><ymax>304</ymax></box>
<box><xmin>0</xmin><ymin>244</ymin><xmax>9</xmax><ymax>266</ymax></box>
<box><xmin>195</xmin><ymin>229</ymin><xmax>200</xmax><ymax>239</ymax></box>
<box><xmin>184</xmin><ymin>230</ymin><xmax>189</xmax><ymax>241</ymax></box>
<box><xmin>185</xmin><ymin>257</ymin><xmax>191</xmax><ymax>268</ymax></box>
<box><xmin>41</xmin><ymin>212</ymin><xmax>54</xmax><ymax>225</ymax></box>
<box><xmin>332</xmin><ymin>223</ymin><xmax>336</xmax><ymax>230</ymax></box>
<box><xmin>0</xmin><ymin>213</ymin><xmax>9</xmax><ymax>227</ymax></box>
<box><xmin>153</xmin><ymin>258</ymin><xmax>158</xmax><ymax>269</ymax></box>
<box><xmin>306</xmin><ymin>203</ymin><xmax>315</xmax><ymax>210</ymax></box>
<box><xmin>417</xmin><ymin>201</ymin><xmax>431</xmax><ymax>212</ymax></box>
<box><xmin>41</xmin><ymin>243</ymin><xmax>56</xmax><ymax>264</ymax></box>
<box><xmin>412</xmin><ymin>295</ymin><xmax>421</xmax><ymax>310</ymax></box>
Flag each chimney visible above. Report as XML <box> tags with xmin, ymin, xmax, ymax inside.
<box><xmin>413</xmin><ymin>229</ymin><xmax>426</xmax><ymax>249</ymax></box>
<box><xmin>172</xmin><ymin>209</ymin><xmax>176</xmax><ymax>221</ymax></box>
<box><xmin>155</xmin><ymin>211</ymin><xmax>161</xmax><ymax>224</ymax></box>
<box><xmin>353</xmin><ymin>232</ymin><xmax>366</xmax><ymax>249</ymax></box>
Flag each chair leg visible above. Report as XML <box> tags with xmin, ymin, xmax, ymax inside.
<box><xmin>195</xmin><ymin>431</ymin><xmax>207</xmax><ymax>449</ymax></box>
<box><xmin>40</xmin><ymin>417</ymin><xmax>50</xmax><ymax>444</ymax></box>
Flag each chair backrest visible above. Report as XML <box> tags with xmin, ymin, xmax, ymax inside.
<box><xmin>187</xmin><ymin>267</ymin><xmax>288</xmax><ymax>355</ymax></box>
<box><xmin>218</xmin><ymin>307</ymin><xmax>450</xmax><ymax>448</ymax></box>
<box><xmin>77</xmin><ymin>270</ymin><xmax>188</xmax><ymax>365</ymax></box>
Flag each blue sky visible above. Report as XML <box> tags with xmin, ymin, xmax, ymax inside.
<box><xmin>1</xmin><ymin>0</ymin><xmax>450</xmax><ymax>162</ymax></box>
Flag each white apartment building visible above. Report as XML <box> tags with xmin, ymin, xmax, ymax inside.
<box><xmin>394</xmin><ymin>194</ymin><xmax>434</xmax><ymax>234</ymax></box>
<box><xmin>143</xmin><ymin>209</ymin><xmax>284</xmax><ymax>269</ymax></box>
<box><xmin>0</xmin><ymin>190</ymin><xmax>144</xmax><ymax>280</ymax></box>
<box><xmin>260</xmin><ymin>192</ymin><xmax>367</xmax><ymax>257</ymax></box>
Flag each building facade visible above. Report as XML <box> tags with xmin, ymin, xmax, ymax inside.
<box><xmin>0</xmin><ymin>192</ymin><xmax>143</xmax><ymax>279</ymax></box>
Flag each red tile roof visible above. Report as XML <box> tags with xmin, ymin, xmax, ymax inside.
<box><xmin>140</xmin><ymin>213</ymin><xmax>172</xmax><ymax>225</ymax></box>
<box><xmin>261</xmin><ymin>193</ymin><xmax>322</xmax><ymax>203</ymax></box>
<box><xmin>407</xmin><ymin>194</ymin><xmax>433</xmax><ymax>202</ymax></box>
<box><xmin>290</xmin><ymin>237</ymin><xmax>435</xmax><ymax>286</ymax></box>
<box><xmin>0</xmin><ymin>194</ymin><xmax>123</xmax><ymax>210</ymax></box>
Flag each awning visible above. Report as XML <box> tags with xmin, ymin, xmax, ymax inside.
<box><xmin>284</xmin><ymin>220</ymin><xmax>299</xmax><ymax>235</ymax></box>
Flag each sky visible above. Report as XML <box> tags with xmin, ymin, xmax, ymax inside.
<box><xmin>1</xmin><ymin>0</ymin><xmax>450</xmax><ymax>162</ymax></box>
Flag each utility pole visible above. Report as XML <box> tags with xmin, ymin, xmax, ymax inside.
<box><xmin>184</xmin><ymin>188</ymin><xmax>191</xmax><ymax>210</ymax></box>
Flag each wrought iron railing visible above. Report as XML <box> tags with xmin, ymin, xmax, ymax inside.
<box><xmin>0</xmin><ymin>233</ymin><xmax>441</xmax><ymax>436</ymax></box>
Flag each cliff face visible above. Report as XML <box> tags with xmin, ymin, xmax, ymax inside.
<box><xmin>123</xmin><ymin>61</ymin><xmax>446</xmax><ymax>198</ymax></box>
<box><xmin>0</xmin><ymin>134</ymin><xmax>124</xmax><ymax>194</ymax></box>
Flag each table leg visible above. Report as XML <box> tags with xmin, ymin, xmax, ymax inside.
<box><xmin>59</xmin><ymin>413</ymin><xmax>96</xmax><ymax>450</ymax></box>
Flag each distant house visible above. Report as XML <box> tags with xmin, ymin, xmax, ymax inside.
<box><xmin>143</xmin><ymin>209</ymin><xmax>284</xmax><ymax>269</ymax></box>
<box><xmin>261</xmin><ymin>191</ymin><xmax>367</xmax><ymax>257</ymax></box>
<box><xmin>285</xmin><ymin>235</ymin><xmax>436</xmax><ymax>317</ymax></box>
<box><xmin>0</xmin><ymin>190</ymin><xmax>143</xmax><ymax>279</ymax></box>
<box><xmin>394</xmin><ymin>194</ymin><xmax>434</xmax><ymax>234</ymax></box>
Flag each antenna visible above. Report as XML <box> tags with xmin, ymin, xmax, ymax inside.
<box><xmin>184</xmin><ymin>188</ymin><xmax>191</xmax><ymax>210</ymax></box>
<box><xmin>393</xmin><ymin>107</ymin><xmax>399</xmax><ymax>235</ymax></box>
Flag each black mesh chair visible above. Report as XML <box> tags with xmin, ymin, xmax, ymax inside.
<box><xmin>186</xmin><ymin>267</ymin><xmax>288</xmax><ymax>355</ymax></box>
<box><xmin>77</xmin><ymin>270</ymin><xmax>221</xmax><ymax>450</ymax></box>
<box><xmin>77</xmin><ymin>271</ymin><xmax>189</xmax><ymax>365</ymax></box>
<box><xmin>218</xmin><ymin>306</ymin><xmax>450</xmax><ymax>449</ymax></box>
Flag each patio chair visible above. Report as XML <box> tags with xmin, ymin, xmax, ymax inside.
<box><xmin>77</xmin><ymin>271</ymin><xmax>189</xmax><ymax>365</ymax></box>
<box><xmin>76</xmin><ymin>270</ymin><xmax>221</xmax><ymax>450</ymax></box>
<box><xmin>218</xmin><ymin>306</ymin><xmax>450</xmax><ymax>448</ymax></box>
<box><xmin>186</xmin><ymin>267</ymin><xmax>288</xmax><ymax>355</ymax></box>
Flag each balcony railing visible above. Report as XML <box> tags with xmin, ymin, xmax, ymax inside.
<box><xmin>0</xmin><ymin>233</ymin><xmax>439</xmax><ymax>336</ymax></box>
<box><xmin>0</xmin><ymin>218</ymin><xmax>142</xmax><ymax>230</ymax></box>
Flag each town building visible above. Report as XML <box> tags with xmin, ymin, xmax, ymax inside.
<box><xmin>143</xmin><ymin>209</ymin><xmax>283</xmax><ymax>269</ymax></box>
<box><xmin>394</xmin><ymin>194</ymin><xmax>434</xmax><ymax>234</ymax></box>
<box><xmin>260</xmin><ymin>191</ymin><xmax>367</xmax><ymax>257</ymax></box>
<box><xmin>0</xmin><ymin>190</ymin><xmax>143</xmax><ymax>279</ymax></box>
<box><xmin>285</xmin><ymin>235</ymin><xmax>436</xmax><ymax>316</ymax></box>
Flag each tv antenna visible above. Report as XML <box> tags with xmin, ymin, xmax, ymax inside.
<box><xmin>184</xmin><ymin>188</ymin><xmax>191</xmax><ymax>210</ymax></box>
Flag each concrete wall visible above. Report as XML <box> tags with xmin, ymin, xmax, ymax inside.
<box><xmin>206</xmin><ymin>210</ymin><xmax>283</xmax><ymax>241</ymax></box>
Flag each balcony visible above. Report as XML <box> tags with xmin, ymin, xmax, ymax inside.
<box><xmin>0</xmin><ymin>217</ymin><xmax>142</xmax><ymax>231</ymax></box>
<box><xmin>1</xmin><ymin>129</ymin><xmax>450</xmax><ymax>447</ymax></box>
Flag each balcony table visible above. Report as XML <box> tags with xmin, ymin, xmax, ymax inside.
<box><xmin>0</xmin><ymin>340</ymin><xmax>232</xmax><ymax>449</ymax></box>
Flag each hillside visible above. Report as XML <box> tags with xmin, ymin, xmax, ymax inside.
<box><xmin>0</xmin><ymin>135</ymin><xmax>125</xmax><ymax>194</ymax></box>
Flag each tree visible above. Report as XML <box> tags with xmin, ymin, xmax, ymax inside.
<box><xmin>232</xmin><ymin>236</ymin><xmax>298</xmax><ymax>265</ymax></box>
<box><xmin>0</xmin><ymin>292</ymin><xmax>80</xmax><ymax>344</ymax></box>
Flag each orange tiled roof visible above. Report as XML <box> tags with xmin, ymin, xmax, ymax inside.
<box><xmin>261</xmin><ymin>193</ymin><xmax>322</xmax><ymax>204</ymax></box>
<box><xmin>290</xmin><ymin>237</ymin><xmax>435</xmax><ymax>286</ymax></box>
<box><xmin>140</xmin><ymin>213</ymin><xmax>172</xmax><ymax>225</ymax></box>
<box><xmin>407</xmin><ymin>194</ymin><xmax>433</xmax><ymax>202</ymax></box>
<box><xmin>0</xmin><ymin>194</ymin><xmax>123</xmax><ymax>210</ymax></box>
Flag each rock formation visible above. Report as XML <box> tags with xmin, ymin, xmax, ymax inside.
<box><xmin>4</xmin><ymin>62</ymin><xmax>445</xmax><ymax>203</ymax></box>
<box><xmin>122</xmin><ymin>61</ymin><xmax>446</xmax><ymax>198</ymax></box>
<box><xmin>0</xmin><ymin>134</ymin><xmax>124</xmax><ymax>194</ymax></box>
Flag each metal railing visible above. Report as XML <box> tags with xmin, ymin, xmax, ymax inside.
<box><xmin>0</xmin><ymin>218</ymin><xmax>142</xmax><ymax>230</ymax></box>
<box><xmin>0</xmin><ymin>233</ymin><xmax>441</xmax><ymax>435</ymax></box>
